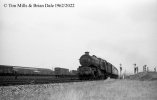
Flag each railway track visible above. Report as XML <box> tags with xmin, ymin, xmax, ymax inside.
<box><xmin>0</xmin><ymin>79</ymin><xmax>81</xmax><ymax>86</ymax></box>
<box><xmin>0</xmin><ymin>75</ymin><xmax>81</xmax><ymax>86</ymax></box>
<box><xmin>0</xmin><ymin>75</ymin><xmax>107</xmax><ymax>86</ymax></box>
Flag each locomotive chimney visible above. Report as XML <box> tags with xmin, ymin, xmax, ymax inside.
<box><xmin>85</xmin><ymin>51</ymin><xmax>89</xmax><ymax>55</ymax></box>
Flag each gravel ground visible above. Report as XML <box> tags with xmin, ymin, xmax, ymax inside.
<box><xmin>0</xmin><ymin>79</ymin><xmax>157</xmax><ymax>100</ymax></box>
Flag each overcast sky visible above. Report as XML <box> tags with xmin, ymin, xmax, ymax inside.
<box><xmin>1</xmin><ymin>0</ymin><xmax>157</xmax><ymax>74</ymax></box>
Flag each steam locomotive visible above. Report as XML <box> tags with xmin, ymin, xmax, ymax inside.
<box><xmin>78</xmin><ymin>52</ymin><xmax>118</xmax><ymax>80</ymax></box>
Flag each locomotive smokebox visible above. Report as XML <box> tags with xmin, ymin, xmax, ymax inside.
<box><xmin>79</xmin><ymin>52</ymin><xmax>91</xmax><ymax>66</ymax></box>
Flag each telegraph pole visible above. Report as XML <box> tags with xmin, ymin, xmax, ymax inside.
<box><xmin>147</xmin><ymin>66</ymin><xmax>149</xmax><ymax>72</ymax></box>
<box><xmin>143</xmin><ymin>65</ymin><xmax>147</xmax><ymax>72</ymax></box>
<box><xmin>134</xmin><ymin>64</ymin><xmax>136</xmax><ymax>74</ymax></box>
<box><xmin>120</xmin><ymin>63</ymin><xmax>122</xmax><ymax>79</ymax></box>
<box><xmin>136</xmin><ymin>66</ymin><xmax>138</xmax><ymax>73</ymax></box>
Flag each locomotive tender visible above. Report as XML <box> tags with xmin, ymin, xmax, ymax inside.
<box><xmin>78</xmin><ymin>52</ymin><xmax>118</xmax><ymax>80</ymax></box>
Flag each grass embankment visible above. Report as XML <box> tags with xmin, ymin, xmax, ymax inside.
<box><xmin>0</xmin><ymin>79</ymin><xmax>157</xmax><ymax>100</ymax></box>
<box><xmin>126</xmin><ymin>72</ymin><xmax>157</xmax><ymax>81</ymax></box>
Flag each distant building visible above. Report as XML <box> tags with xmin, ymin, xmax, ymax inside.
<box><xmin>70</xmin><ymin>70</ymin><xmax>77</xmax><ymax>75</ymax></box>
<box><xmin>54</xmin><ymin>67</ymin><xmax>69</xmax><ymax>75</ymax></box>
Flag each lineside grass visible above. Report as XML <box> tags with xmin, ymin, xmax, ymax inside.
<box><xmin>0</xmin><ymin>79</ymin><xmax>157</xmax><ymax>100</ymax></box>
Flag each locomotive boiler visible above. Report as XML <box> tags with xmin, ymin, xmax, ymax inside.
<box><xmin>78</xmin><ymin>52</ymin><xmax>118</xmax><ymax>80</ymax></box>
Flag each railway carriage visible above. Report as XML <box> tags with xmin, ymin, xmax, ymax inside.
<box><xmin>0</xmin><ymin>65</ymin><xmax>14</xmax><ymax>75</ymax></box>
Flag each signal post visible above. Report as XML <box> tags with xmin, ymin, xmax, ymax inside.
<box><xmin>119</xmin><ymin>64</ymin><xmax>122</xmax><ymax>79</ymax></box>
